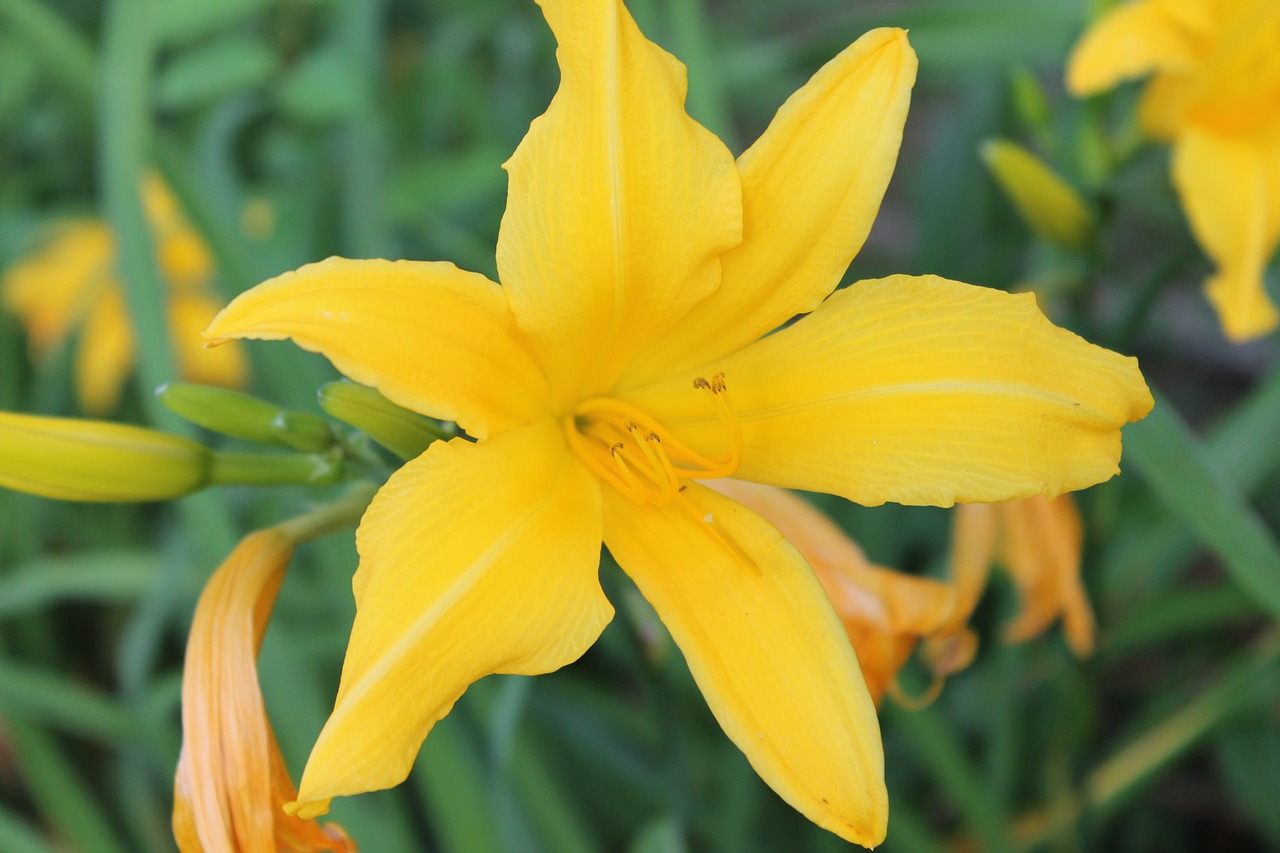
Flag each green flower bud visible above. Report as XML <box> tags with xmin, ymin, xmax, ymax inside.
<box><xmin>318</xmin><ymin>381</ymin><xmax>451</xmax><ymax>461</ymax></box>
<box><xmin>981</xmin><ymin>139</ymin><xmax>1095</xmax><ymax>251</ymax></box>
<box><xmin>0</xmin><ymin>411</ymin><xmax>210</xmax><ymax>502</ymax></box>
<box><xmin>158</xmin><ymin>382</ymin><xmax>333</xmax><ymax>452</ymax></box>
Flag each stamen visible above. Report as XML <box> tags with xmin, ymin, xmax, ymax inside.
<box><xmin>609</xmin><ymin>442</ymin><xmax>650</xmax><ymax>498</ymax></box>
<box><xmin>563</xmin><ymin>416</ymin><xmax>635</xmax><ymax>498</ymax></box>
<box><xmin>566</xmin><ymin>378</ymin><xmax>746</xmax><ymax>510</ymax></box>
<box><xmin>887</xmin><ymin>675</ymin><xmax>945</xmax><ymax>711</ymax></box>
<box><xmin>673</xmin><ymin>489</ymin><xmax>757</xmax><ymax>570</ymax></box>
<box><xmin>575</xmin><ymin>396</ymin><xmax>731</xmax><ymax>476</ymax></box>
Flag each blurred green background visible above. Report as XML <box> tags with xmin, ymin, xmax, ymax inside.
<box><xmin>2</xmin><ymin>0</ymin><xmax>1279</xmax><ymax>851</ymax></box>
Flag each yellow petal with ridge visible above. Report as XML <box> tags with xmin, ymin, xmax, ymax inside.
<box><xmin>625</xmin><ymin>28</ymin><xmax>916</xmax><ymax>383</ymax></box>
<box><xmin>292</xmin><ymin>420</ymin><xmax>611</xmax><ymax>816</ymax></box>
<box><xmin>1171</xmin><ymin>126</ymin><xmax>1280</xmax><ymax>341</ymax></box>
<box><xmin>497</xmin><ymin>0</ymin><xmax>741</xmax><ymax>409</ymax></box>
<box><xmin>627</xmin><ymin>275</ymin><xmax>1153</xmax><ymax>508</ymax></box>
<box><xmin>204</xmin><ymin>257</ymin><xmax>550</xmax><ymax>439</ymax></box>
<box><xmin>1066</xmin><ymin>0</ymin><xmax>1199</xmax><ymax>96</ymax></box>
<box><xmin>603</xmin><ymin>482</ymin><xmax>885</xmax><ymax>847</ymax></box>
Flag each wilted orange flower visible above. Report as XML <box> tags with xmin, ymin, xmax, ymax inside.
<box><xmin>1</xmin><ymin>175</ymin><xmax>247</xmax><ymax>412</ymax></box>
<box><xmin>710</xmin><ymin>479</ymin><xmax>977</xmax><ymax>706</ymax></box>
<box><xmin>951</xmin><ymin>494</ymin><xmax>1094</xmax><ymax>657</ymax></box>
<box><xmin>173</xmin><ymin>529</ymin><xmax>355</xmax><ymax>853</ymax></box>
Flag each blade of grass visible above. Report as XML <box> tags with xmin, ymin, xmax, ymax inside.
<box><xmin>665</xmin><ymin>0</ymin><xmax>734</xmax><ymax>145</ymax></box>
<box><xmin>887</xmin><ymin>703</ymin><xmax>1016</xmax><ymax>853</ymax></box>
<box><xmin>412</xmin><ymin>711</ymin><xmax>505</xmax><ymax>853</ymax></box>
<box><xmin>0</xmin><ymin>805</ymin><xmax>54</xmax><ymax>853</ymax></box>
<box><xmin>99</xmin><ymin>0</ymin><xmax>174</xmax><ymax>427</ymax></box>
<box><xmin>0</xmin><ymin>0</ymin><xmax>95</xmax><ymax>115</ymax></box>
<box><xmin>2</xmin><ymin>718</ymin><xmax>131</xmax><ymax>853</ymax></box>
<box><xmin>1123</xmin><ymin>390</ymin><xmax>1280</xmax><ymax>620</ymax></box>
<box><xmin>1102</xmin><ymin>359</ymin><xmax>1280</xmax><ymax>604</ymax></box>
<box><xmin>0</xmin><ymin>552</ymin><xmax>156</xmax><ymax>619</ymax></box>
<box><xmin>0</xmin><ymin>660</ymin><xmax>144</xmax><ymax>744</ymax></box>
<box><xmin>1010</xmin><ymin>629</ymin><xmax>1280</xmax><ymax>849</ymax></box>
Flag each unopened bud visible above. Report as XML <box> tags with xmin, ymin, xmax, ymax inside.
<box><xmin>1008</xmin><ymin>66</ymin><xmax>1051</xmax><ymax>141</ymax></box>
<box><xmin>158</xmin><ymin>382</ymin><xmax>333</xmax><ymax>452</ymax></box>
<box><xmin>0</xmin><ymin>411</ymin><xmax>210</xmax><ymax>502</ymax></box>
<box><xmin>318</xmin><ymin>381</ymin><xmax>451</xmax><ymax>461</ymax></box>
<box><xmin>980</xmin><ymin>138</ymin><xmax>1095</xmax><ymax>251</ymax></box>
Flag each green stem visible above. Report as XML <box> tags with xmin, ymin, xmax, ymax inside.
<box><xmin>100</xmin><ymin>0</ymin><xmax>175</xmax><ymax>429</ymax></box>
<box><xmin>1086</xmin><ymin>630</ymin><xmax>1280</xmax><ymax>808</ymax></box>
<box><xmin>890</xmin><ymin>703</ymin><xmax>1016</xmax><ymax>853</ymax></box>
<box><xmin>0</xmin><ymin>0</ymin><xmax>96</xmax><ymax>115</ymax></box>
<box><xmin>207</xmin><ymin>449</ymin><xmax>345</xmax><ymax>489</ymax></box>
<box><xmin>275</xmin><ymin>480</ymin><xmax>379</xmax><ymax>544</ymax></box>
<box><xmin>1012</xmin><ymin>629</ymin><xmax>1280</xmax><ymax>849</ymax></box>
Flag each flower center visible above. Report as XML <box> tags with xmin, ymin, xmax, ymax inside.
<box><xmin>564</xmin><ymin>372</ymin><xmax>743</xmax><ymax>507</ymax></box>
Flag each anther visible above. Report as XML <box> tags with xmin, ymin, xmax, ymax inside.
<box><xmin>711</xmin><ymin>372</ymin><xmax>726</xmax><ymax>394</ymax></box>
<box><xmin>693</xmin><ymin>377</ymin><xmax>712</xmax><ymax>390</ymax></box>
<box><xmin>646</xmin><ymin>432</ymin><xmax>660</xmax><ymax>443</ymax></box>
<box><xmin>610</xmin><ymin>442</ymin><xmax>624</xmax><ymax>456</ymax></box>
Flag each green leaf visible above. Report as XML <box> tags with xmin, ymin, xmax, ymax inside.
<box><xmin>0</xmin><ymin>551</ymin><xmax>157</xmax><ymax>620</ymax></box>
<box><xmin>1215</xmin><ymin>720</ymin><xmax>1280</xmax><ymax>847</ymax></box>
<box><xmin>275</xmin><ymin>47</ymin><xmax>363</xmax><ymax>124</ymax></box>
<box><xmin>0</xmin><ymin>660</ymin><xmax>144</xmax><ymax>743</ymax></box>
<box><xmin>630</xmin><ymin>815</ymin><xmax>688</xmax><ymax>853</ymax></box>
<box><xmin>1124</xmin><ymin>391</ymin><xmax>1280</xmax><ymax>621</ymax></box>
<box><xmin>3</xmin><ymin>720</ymin><xmax>130</xmax><ymax>853</ymax></box>
<box><xmin>156</xmin><ymin>35</ymin><xmax>276</xmax><ymax>110</ymax></box>
<box><xmin>0</xmin><ymin>805</ymin><xmax>53</xmax><ymax>853</ymax></box>
<box><xmin>152</xmin><ymin>0</ymin><xmax>281</xmax><ymax>46</ymax></box>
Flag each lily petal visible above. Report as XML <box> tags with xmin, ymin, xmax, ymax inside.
<box><xmin>170</xmin><ymin>292</ymin><xmax>249</xmax><ymax>391</ymax></box>
<box><xmin>626</xmin><ymin>28</ymin><xmax>916</xmax><ymax>382</ymax></box>
<box><xmin>629</xmin><ymin>275</ymin><xmax>1154</xmax><ymax>507</ymax></box>
<box><xmin>1138</xmin><ymin>70</ymin><xmax>1197</xmax><ymax>139</ymax></box>
<box><xmin>204</xmin><ymin>258</ymin><xmax>549</xmax><ymax>439</ymax></box>
<box><xmin>1171</xmin><ymin>126</ymin><xmax>1280</xmax><ymax>341</ymax></box>
<box><xmin>602</xmin><ymin>483</ymin><xmax>885</xmax><ymax>848</ymax></box>
<box><xmin>948</xmin><ymin>503</ymin><xmax>999</xmax><ymax>631</ymax></box>
<box><xmin>1</xmin><ymin>221</ymin><xmax>114</xmax><ymax>356</ymax></box>
<box><xmin>1066</xmin><ymin>0</ymin><xmax>1199</xmax><ymax>96</ymax></box>
<box><xmin>997</xmin><ymin>495</ymin><xmax>1094</xmax><ymax>657</ymax></box>
<box><xmin>75</xmin><ymin>289</ymin><xmax>135</xmax><ymax>415</ymax></box>
<box><xmin>174</xmin><ymin>528</ymin><xmax>355</xmax><ymax>853</ymax></box>
<box><xmin>293</xmin><ymin>420</ymin><xmax>612</xmax><ymax>816</ymax></box>
<box><xmin>497</xmin><ymin>0</ymin><xmax>741</xmax><ymax>408</ymax></box>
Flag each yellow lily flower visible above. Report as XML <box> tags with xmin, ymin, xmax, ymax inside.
<box><xmin>1067</xmin><ymin>0</ymin><xmax>1280</xmax><ymax>341</ymax></box>
<box><xmin>951</xmin><ymin>495</ymin><xmax>1095</xmax><ymax>657</ymax></box>
<box><xmin>173</xmin><ymin>529</ymin><xmax>356</xmax><ymax>853</ymax></box>
<box><xmin>205</xmin><ymin>1</ymin><xmax>1152</xmax><ymax>845</ymax></box>
<box><xmin>709</xmin><ymin>479</ymin><xmax>977</xmax><ymax>707</ymax></box>
<box><xmin>1</xmin><ymin>175</ymin><xmax>248</xmax><ymax>412</ymax></box>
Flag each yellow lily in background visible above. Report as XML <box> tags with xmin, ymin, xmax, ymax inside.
<box><xmin>951</xmin><ymin>495</ymin><xmax>1095</xmax><ymax>658</ymax></box>
<box><xmin>1067</xmin><ymin>0</ymin><xmax>1280</xmax><ymax>342</ymax></box>
<box><xmin>710</xmin><ymin>479</ymin><xmax>978</xmax><ymax>707</ymax></box>
<box><xmin>173</xmin><ymin>528</ymin><xmax>356</xmax><ymax>853</ymax></box>
<box><xmin>1</xmin><ymin>175</ymin><xmax>248</xmax><ymax>412</ymax></box>
<box><xmin>205</xmin><ymin>0</ymin><xmax>1151</xmax><ymax>845</ymax></box>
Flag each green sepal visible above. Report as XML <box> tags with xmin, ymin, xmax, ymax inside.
<box><xmin>206</xmin><ymin>447</ymin><xmax>345</xmax><ymax>488</ymax></box>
